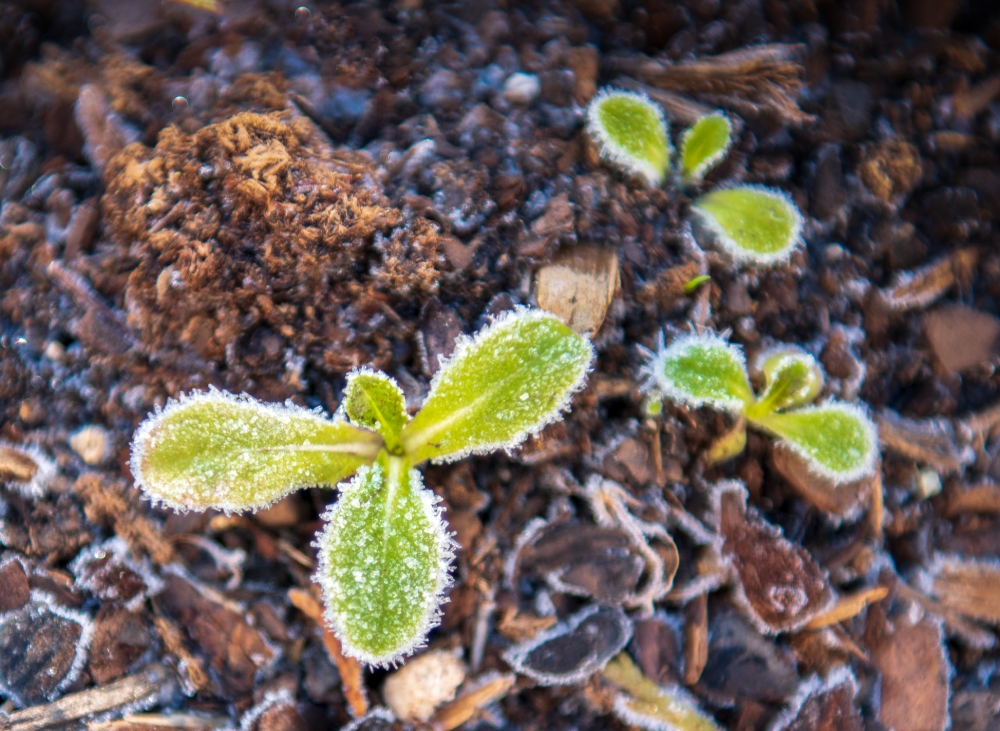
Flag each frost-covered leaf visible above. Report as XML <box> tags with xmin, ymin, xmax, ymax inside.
<box><xmin>752</xmin><ymin>403</ymin><xmax>878</xmax><ymax>484</ymax></box>
<box><xmin>691</xmin><ymin>185</ymin><xmax>803</xmax><ymax>265</ymax></box>
<box><xmin>130</xmin><ymin>389</ymin><xmax>383</xmax><ymax>512</ymax></box>
<box><xmin>401</xmin><ymin>308</ymin><xmax>594</xmax><ymax>465</ymax></box>
<box><xmin>344</xmin><ymin>369</ymin><xmax>408</xmax><ymax>454</ymax></box>
<box><xmin>315</xmin><ymin>451</ymin><xmax>454</xmax><ymax>666</ymax></box>
<box><xmin>646</xmin><ymin>332</ymin><xmax>754</xmax><ymax>413</ymax></box>
<box><xmin>586</xmin><ymin>89</ymin><xmax>671</xmax><ymax>186</ymax></box>
<box><xmin>603</xmin><ymin>653</ymin><xmax>722</xmax><ymax>731</ymax></box>
<box><xmin>746</xmin><ymin>348</ymin><xmax>823</xmax><ymax>418</ymax></box>
<box><xmin>680</xmin><ymin>113</ymin><xmax>732</xmax><ymax>183</ymax></box>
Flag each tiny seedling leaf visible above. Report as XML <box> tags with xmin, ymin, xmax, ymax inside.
<box><xmin>587</xmin><ymin>89</ymin><xmax>671</xmax><ymax>186</ymax></box>
<box><xmin>315</xmin><ymin>451</ymin><xmax>454</xmax><ymax>666</ymax></box>
<box><xmin>680</xmin><ymin>113</ymin><xmax>732</xmax><ymax>183</ymax></box>
<box><xmin>400</xmin><ymin>308</ymin><xmax>594</xmax><ymax>464</ymax></box>
<box><xmin>648</xmin><ymin>332</ymin><xmax>754</xmax><ymax>413</ymax></box>
<box><xmin>752</xmin><ymin>403</ymin><xmax>878</xmax><ymax>484</ymax></box>
<box><xmin>746</xmin><ymin>350</ymin><xmax>823</xmax><ymax>418</ymax></box>
<box><xmin>691</xmin><ymin>185</ymin><xmax>803</xmax><ymax>265</ymax></box>
<box><xmin>604</xmin><ymin>653</ymin><xmax>722</xmax><ymax>731</ymax></box>
<box><xmin>130</xmin><ymin>389</ymin><xmax>382</xmax><ymax>512</ymax></box>
<box><xmin>344</xmin><ymin>369</ymin><xmax>408</xmax><ymax>454</ymax></box>
<box><xmin>683</xmin><ymin>274</ymin><xmax>711</xmax><ymax>294</ymax></box>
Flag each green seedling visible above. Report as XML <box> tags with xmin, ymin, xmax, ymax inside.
<box><xmin>587</xmin><ymin>89</ymin><xmax>803</xmax><ymax>266</ymax></box>
<box><xmin>131</xmin><ymin>308</ymin><xmax>594</xmax><ymax>666</ymax></box>
<box><xmin>643</xmin><ymin>332</ymin><xmax>877</xmax><ymax>484</ymax></box>
<box><xmin>586</xmin><ymin>89</ymin><xmax>671</xmax><ymax>186</ymax></box>
<box><xmin>679</xmin><ymin>112</ymin><xmax>732</xmax><ymax>184</ymax></box>
<box><xmin>682</xmin><ymin>274</ymin><xmax>711</xmax><ymax>293</ymax></box>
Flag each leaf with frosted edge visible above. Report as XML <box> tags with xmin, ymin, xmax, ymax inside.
<box><xmin>752</xmin><ymin>403</ymin><xmax>878</xmax><ymax>484</ymax></box>
<box><xmin>343</xmin><ymin>369</ymin><xmax>408</xmax><ymax>454</ymax></box>
<box><xmin>604</xmin><ymin>654</ymin><xmax>722</xmax><ymax>731</ymax></box>
<box><xmin>315</xmin><ymin>451</ymin><xmax>454</xmax><ymax>666</ymax></box>
<box><xmin>691</xmin><ymin>185</ymin><xmax>803</xmax><ymax>265</ymax></box>
<box><xmin>680</xmin><ymin>113</ymin><xmax>732</xmax><ymax>183</ymax></box>
<box><xmin>587</xmin><ymin>89</ymin><xmax>671</xmax><ymax>186</ymax></box>
<box><xmin>400</xmin><ymin>308</ymin><xmax>594</xmax><ymax>465</ymax></box>
<box><xmin>130</xmin><ymin>389</ymin><xmax>383</xmax><ymax>512</ymax></box>
<box><xmin>648</xmin><ymin>332</ymin><xmax>754</xmax><ymax>413</ymax></box>
<box><xmin>746</xmin><ymin>350</ymin><xmax>823</xmax><ymax>417</ymax></box>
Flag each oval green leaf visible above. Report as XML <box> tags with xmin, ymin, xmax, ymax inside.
<box><xmin>752</xmin><ymin>403</ymin><xmax>878</xmax><ymax>484</ymax></box>
<box><xmin>648</xmin><ymin>332</ymin><xmax>754</xmax><ymax>413</ymax></box>
<box><xmin>130</xmin><ymin>389</ymin><xmax>382</xmax><ymax>512</ymax></box>
<box><xmin>680</xmin><ymin>112</ymin><xmax>732</xmax><ymax>183</ymax></box>
<box><xmin>315</xmin><ymin>451</ymin><xmax>454</xmax><ymax>666</ymax></box>
<box><xmin>400</xmin><ymin>308</ymin><xmax>594</xmax><ymax>464</ymax></box>
<box><xmin>587</xmin><ymin>89</ymin><xmax>671</xmax><ymax>186</ymax></box>
<box><xmin>746</xmin><ymin>349</ymin><xmax>823</xmax><ymax>418</ymax></box>
<box><xmin>344</xmin><ymin>369</ymin><xmax>408</xmax><ymax>454</ymax></box>
<box><xmin>691</xmin><ymin>185</ymin><xmax>804</xmax><ymax>265</ymax></box>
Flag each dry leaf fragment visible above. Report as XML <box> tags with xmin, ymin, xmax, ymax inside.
<box><xmin>875</xmin><ymin>410</ymin><xmax>974</xmax><ymax>475</ymax></box>
<box><xmin>770</xmin><ymin>443</ymin><xmax>874</xmax><ymax>523</ymax></box>
<box><xmin>917</xmin><ymin>554</ymin><xmax>1000</xmax><ymax>627</ymax></box>
<box><xmin>945</xmin><ymin>479</ymin><xmax>1000</xmax><ymax>517</ymax></box>
<box><xmin>430</xmin><ymin>672</ymin><xmax>516</xmax><ymax>731</ymax></box>
<box><xmin>535</xmin><ymin>244</ymin><xmax>619</xmax><ymax>336</ymax></box>
<box><xmin>767</xmin><ymin>667</ymin><xmax>862</xmax><ymax>731</ymax></box>
<box><xmin>924</xmin><ymin>304</ymin><xmax>1000</xmax><ymax>374</ymax></box>
<box><xmin>803</xmin><ymin>586</ymin><xmax>889</xmax><ymax>630</ymax></box>
<box><xmin>714</xmin><ymin>483</ymin><xmax>833</xmax><ymax>634</ymax></box>
<box><xmin>0</xmin><ymin>442</ymin><xmax>57</xmax><ymax>498</ymax></box>
<box><xmin>870</xmin><ymin>613</ymin><xmax>950</xmax><ymax>731</ymax></box>
<box><xmin>700</xmin><ymin>610</ymin><xmax>798</xmax><ymax>703</ymax></box>
<box><xmin>881</xmin><ymin>247</ymin><xmax>979</xmax><ymax>312</ymax></box>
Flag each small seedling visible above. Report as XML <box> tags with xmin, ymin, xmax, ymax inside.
<box><xmin>690</xmin><ymin>185</ymin><xmax>803</xmax><ymax>265</ymax></box>
<box><xmin>643</xmin><ymin>331</ymin><xmax>877</xmax><ymax>484</ymax></box>
<box><xmin>131</xmin><ymin>308</ymin><xmax>594</xmax><ymax>666</ymax></box>
<box><xmin>586</xmin><ymin>89</ymin><xmax>671</xmax><ymax>186</ymax></box>
<box><xmin>679</xmin><ymin>112</ymin><xmax>732</xmax><ymax>184</ymax></box>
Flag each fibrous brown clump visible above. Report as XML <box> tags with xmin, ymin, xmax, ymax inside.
<box><xmin>103</xmin><ymin>111</ymin><xmax>443</xmax><ymax>377</ymax></box>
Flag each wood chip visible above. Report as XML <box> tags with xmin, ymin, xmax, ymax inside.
<box><xmin>683</xmin><ymin>593</ymin><xmax>708</xmax><ymax>686</ymax></box>
<box><xmin>771</xmin><ymin>443</ymin><xmax>874</xmax><ymax>523</ymax></box>
<box><xmin>924</xmin><ymin>303</ymin><xmax>1000</xmax><ymax>373</ymax></box>
<box><xmin>430</xmin><ymin>673</ymin><xmax>516</xmax><ymax>731</ymax></box>
<box><xmin>768</xmin><ymin>667</ymin><xmax>862</xmax><ymax>731</ymax></box>
<box><xmin>880</xmin><ymin>247</ymin><xmax>979</xmax><ymax>312</ymax></box>
<box><xmin>875</xmin><ymin>410</ymin><xmax>974</xmax><ymax>475</ymax></box>
<box><xmin>535</xmin><ymin>244</ymin><xmax>618</xmax><ymax>336</ymax></box>
<box><xmin>945</xmin><ymin>479</ymin><xmax>1000</xmax><ymax>517</ymax></box>
<box><xmin>803</xmin><ymin>586</ymin><xmax>889</xmax><ymax>630</ymax></box>
<box><xmin>918</xmin><ymin>555</ymin><xmax>1000</xmax><ymax>626</ymax></box>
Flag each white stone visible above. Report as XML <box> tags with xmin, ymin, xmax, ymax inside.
<box><xmin>502</xmin><ymin>73</ymin><xmax>541</xmax><ymax>105</ymax></box>
<box><xmin>70</xmin><ymin>424</ymin><xmax>112</xmax><ymax>465</ymax></box>
<box><xmin>382</xmin><ymin>649</ymin><xmax>465</xmax><ymax>722</ymax></box>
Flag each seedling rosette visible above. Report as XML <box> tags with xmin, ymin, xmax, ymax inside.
<box><xmin>644</xmin><ymin>331</ymin><xmax>877</xmax><ymax>484</ymax></box>
<box><xmin>131</xmin><ymin>308</ymin><xmax>594</xmax><ymax>666</ymax></box>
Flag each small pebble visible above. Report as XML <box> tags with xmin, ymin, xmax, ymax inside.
<box><xmin>70</xmin><ymin>425</ymin><xmax>112</xmax><ymax>466</ymax></box>
<box><xmin>914</xmin><ymin>469</ymin><xmax>942</xmax><ymax>500</ymax></box>
<box><xmin>382</xmin><ymin>649</ymin><xmax>465</xmax><ymax>722</ymax></box>
<box><xmin>43</xmin><ymin>341</ymin><xmax>66</xmax><ymax>362</ymax></box>
<box><xmin>502</xmin><ymin>73</ymin><xmax>541</xmax><ymax>105</ymax></box>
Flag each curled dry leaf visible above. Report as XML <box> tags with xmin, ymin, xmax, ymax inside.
<box><xmin>767</xmin><ymin>667</ymin><xmax>862</xmax><ymax>731</ymax></box>
<box><xmin>770</xmin><ymin>443</ymin><xmax>874</xmax><ymax>523</ymax></box>
<box><xmin>535</xmin><ymin>244</ymin><xmax>619</xmax><ymax>336</ymax></box>
<box><xmin>917</xmin><ymin>554</ymin><xmax>1000</xmax><ymax>627</ymax></box>
<box><xmin>713</xmin><ymin>483</ymin><xmax>833</xmax><ymax>634</ymax></box>
<box><xmin>502</xmin><ymin>604</ymin><xmax>633</xmax><ymax>686</ymax></box>
<box><xmin>880</xmin><ymin>247</ymin><xmax>979</xmax><ymax>312</ymax></box>
<box><xmin>875</xmin><ymin>410</ymin><xmax>974</xmax><ymax>475</ymax></box>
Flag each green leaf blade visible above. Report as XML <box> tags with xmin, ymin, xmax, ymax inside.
<box><xmin>648</xmin><ymin>332</ymin><xmax>754</xmax><ymax>413</ymax></box>
<box><xmin>680</xmin><ymin>113</ymin><xmax>732</xmax><ymax>183</ymax></box>
<box><xmin>587</xmin><ymin>89</ymin><xmax>671</xmax><ymax>186</ymax></box>
<box><xmin>315</xmin><ymin>452</ymin><xmax>454</xmax><ymax>666</ymax></box>
<box><xmin>401</xmin><ymin>308</ymin><xmax>594</xmax><ymax>465</ymax></box>
<box><xmin>344</xmin><ymin>369</ymin><xmax>408</xmax><ymax>453</ymax></box>
<box><xmin>746</xmin><ymin>349</ymin><xmax>823</xmax><ymax>418</ymax></box>
<box><xmin>691</xmin><ymin>185</ymin><xmax>804</xmax><ymax>265</ymax></box>
<box><xmin>752</xmin><ymin>403</ymin><xmax>878</xmax><ymax>484</ymax></box>
<box><xmin>130</xmin><ymin>389</ymin><xmax>382</xmax><ymax>512</ymax></box>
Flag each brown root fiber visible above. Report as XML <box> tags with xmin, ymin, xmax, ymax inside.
<box><xmin>103</xmin><ymin>110</ymin><xmax>443</xmax><ymax>372</ymax></box>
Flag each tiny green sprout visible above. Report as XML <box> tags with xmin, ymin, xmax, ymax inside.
<box><xmin>644</xmin><ymin>332</ymin><xmax>877</xmax><ymax>484</ymax></box>
<box><xmin>679</xmin><ymin>112</ymin><xmax>732</xmax><ymax>184</ymax></box>
<box><xmin>682</xmin><ymin>274</ymin><xmax>712</xmax><ymax>294</ymax></box>
<box><xmin>131</xmin><ymin>308</ymin><xmax>594</xmax><ymax>666</ymax></box>
<box><xmin>690</xmin><ymin>185</ymin><xmax>804</xmax><ymax>265</ymax></box>
<box><xmin>586</xmin><ymin>89</ymin><xmax>671</xmax><ymax>187</ymax></box>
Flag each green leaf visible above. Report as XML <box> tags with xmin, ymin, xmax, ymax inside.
<box><xmin>603</xmin><ymin>653</ymin><xmax>722</xmax><ymax>731</ymax></box>
<box><xmin>130</xmin><ymin>389</ymin><xmax>382</xmax><ymax>512</ymax></box>
<box><xmin>344</xmin><ymin>369</ymin><xmax>408</xmax><ymax>454</ymax></box>
<box><xmin>647</xmin><ymin>332</ymin><xmax>754</xmax><ymax>413</ymax></box>
<box><xmin>691</xmin><ymin>185</ymin><xmax>804</xmax><ymax>265</ymax></box>
<box><xmin>400</xmin><ymin>308</ymin><xmax>594</xmax><ymax>465</ymax></box>
<box><xmin>751</xmin><ymin>403</ymin><xmax>878</xmax><ymax>484</ymax></box>
<box><xmin>683</xmin><ymin>274</ymin><xmax>711</xmax><ymax>293</ymax></box>
<box><xmin>680</xmin><ymin>113</ymin><xmax>732</xmax><ymax>183</ymax></box>
<box><xmin>315</xmin><ymin>451</ymin><xmax>454</xmax><ymax>666</ymax></box>
<box><xmin>587</xmin><ymin>89</ymin><xmax>671</xmax><ymax>186</ymax></box>
<box><xmin>745</xmin><ymin>348</ymin><xmax>823</xmax><ymax>418</ymax></box>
